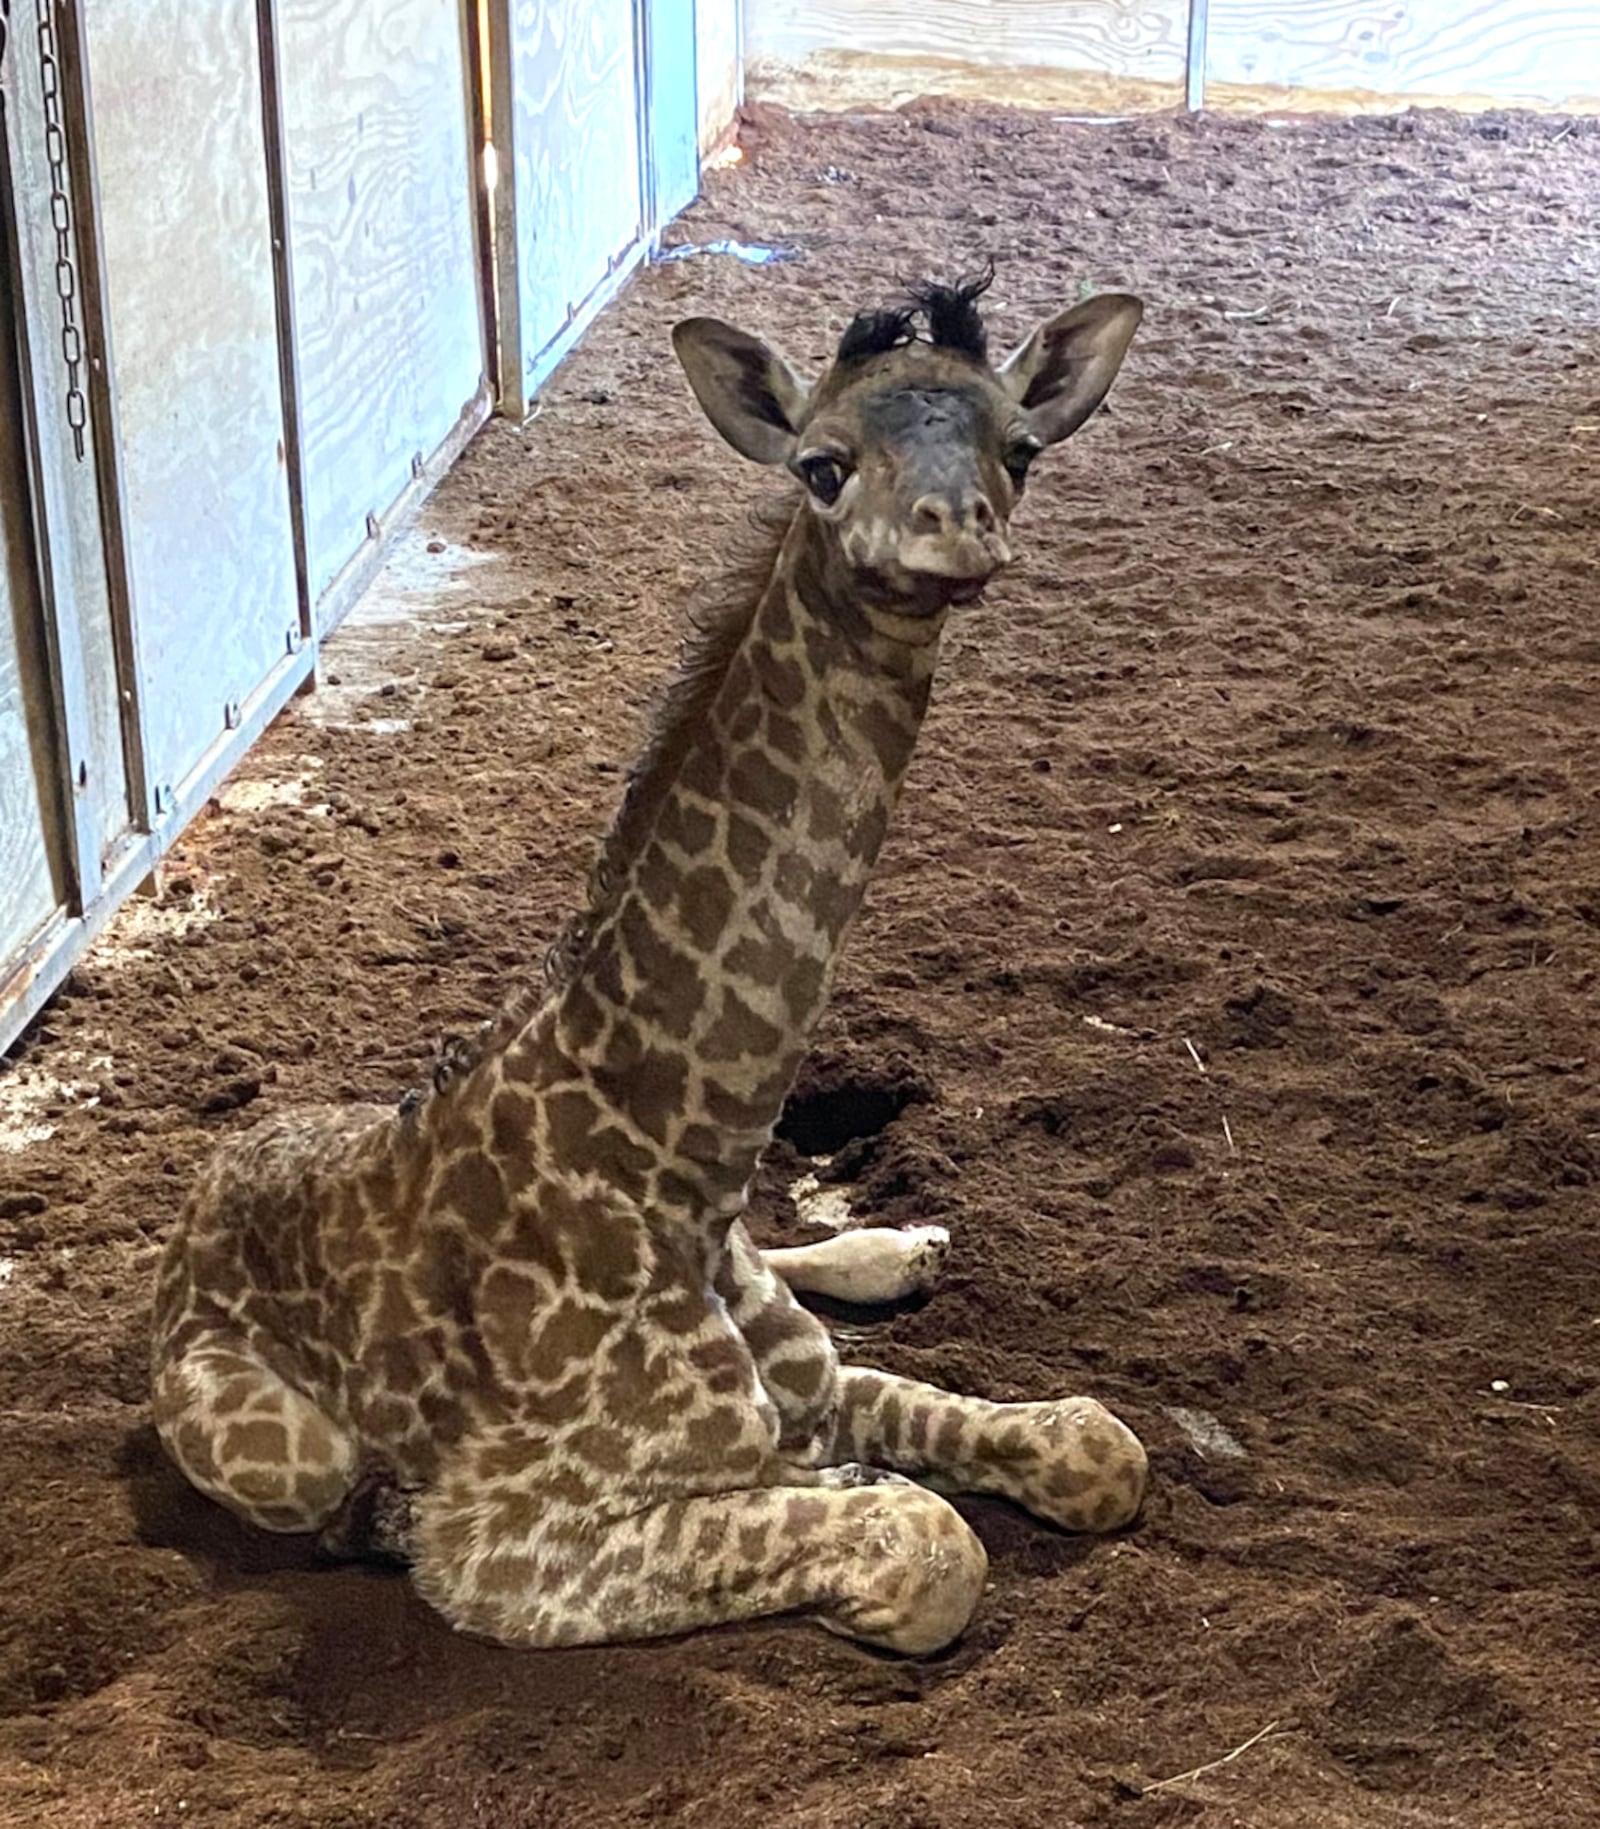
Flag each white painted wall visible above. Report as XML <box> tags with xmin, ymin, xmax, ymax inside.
<box><xmin>697</xmin><ymin>0</ymin><xmax>741</xmax><ymax>149</ymax></box>
<box><xmin>742</xmin><ymin>0</ymin><xmax>1600</xmax><ymax>115</ymax></box>
<box><xmin>745</xmin><ymin>0</ymin><xmax>1189</xmax><ymax>115</ymax></box>
<box><xmin>1208</xmin><ymin>1</ymin><xmax>1600</xmax><ymax>111</ymax></box>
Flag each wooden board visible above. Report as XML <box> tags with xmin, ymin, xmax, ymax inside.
<box><xmin>83</xmin><ymin>0</ymin><xmax>300</xmax><ymax>804</ymax></box>
<box><xmin>0</xmin><ymin>279</ymin><xmax>67</xmax><ymax>969</ymax></box>
<box><xmin>511</xmin><ymin>0</ymin><xmax>644</xmax><ymax>375</ymax></box>
<box><xmin>696</xmin><ymin>0</ymin><xmax>740</xmax><ymax>150</ymax></box>
<box><xmin>744</xmin><ymin>0</ymin><xmax>1188</xmax><ymax>110</ymax></box>
<box><xmin>1206</xmin><ymin>2</ymin><xmax>1600</xmax><ymax>112</ymax></box>
<box><xmin>278</xmin><ymin>0</ymin><xmax>488</xmax><ymax>613</ymax></box>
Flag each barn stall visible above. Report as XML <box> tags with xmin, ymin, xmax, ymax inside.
<box><xmin>3</xmin><ymin>3</ymin><xmax>1600</xmax><ymax>1826</ymax></box>
<box><xmin>0</xmin><ymin>0</ymin><xmax>737</xmax><ymax>1058</ymax></box>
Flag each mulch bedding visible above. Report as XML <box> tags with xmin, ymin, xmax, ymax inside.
<box><xmin>2</xmin><ymin>96</ymin><xmax>1599</xmax><ymax>1828</ymax></box>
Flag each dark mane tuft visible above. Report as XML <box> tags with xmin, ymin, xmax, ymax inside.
<box><xmin>904</xmin><ymin>262</ymin><xmax>995</xmax><ymax>361</ymax></box>
<box><xmin>836</xmin><ymin>262</ymin><xmax>997</xmax><ymax>368</ymax></box>
<box><xmin>837</xmin><ymin>306</ymin><xmax>917</xmax><ymax>365</ymax></box>
<box><xmin>542</xmin><ymin>494</ymin><xmax>795</xmax><ymax>991</ymax></box>
<box><xmin>395</xmin><ymin>497</ymin><xmax>797</xmax><ymax>1125</ymax></box>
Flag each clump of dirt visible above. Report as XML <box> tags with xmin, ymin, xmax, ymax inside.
<box><xmin>3</xmin><ymin>99</ymin><xmax>1600</xmax><ymax>1828</ymax></box>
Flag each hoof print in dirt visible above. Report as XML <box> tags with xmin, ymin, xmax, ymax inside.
<box><xmin>1321</xmin><ymin>1610</ymin><xmax>1524</xmax><ymax>1789</ymax></box>
<box><xmin>770</xmin><ymin>1054</ymin><xmax>952</xmax><ymax>1318</ymax></box>
<box><xmin>775</xmin><ymin>1053</ymin><xmax>933</xmax><ymax>1159</ymax></box>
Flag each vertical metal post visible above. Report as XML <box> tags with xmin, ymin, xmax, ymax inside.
<box><xmin>0</xmin><ymin>102</ymin><xmax>81</xmax><ymax>909</ymax></box>
<box><xmin>1186</xmin><ymin>0</ymin><xmax>1208</xmax><ymax>112</ymax></box>
<box><xmin>482</xmin><ymin>0</ymin><xmax>524</xmax><ymax>420</ymax></box>
<box><xmin>634</xmin><ymin>0</ymin><xmax>658</xmax><ymax>243</ymax></box>
<box><xmin>462</xmin><ymin>0</ymin><xmax>498</xmax><ymax>405</ymax></box>
<box><xmin>254</xmin><ymin>0</ymin><xmax>313</xmax><ymax>639</ymax></box>
<box><xmin>55</xmin><ymin>0</ymin><xmax>154</xmax><ymax>836</ymax></box>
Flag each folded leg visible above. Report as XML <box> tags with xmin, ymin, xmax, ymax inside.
<box><xmin>411</xmin><ymin>1468</ymin><xmax>987</xmax><ymax>1655</ymax></box>
<box><xmin>152</xmin><ymin>1328</ymin><xmax>358</xmax><ymax>1533</ymax></box>
<box><xmin>819</xmin><ymin>1367</ymin><xmax>1147</xmax><ymax>1533</ymax></box>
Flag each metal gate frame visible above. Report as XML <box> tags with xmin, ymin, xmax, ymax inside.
<box><xmin>484</xmin><ymin>0</ymin><xmax>701</xmax><ymax>419</ymax></box>
<box><xmin>0</xmin><ymin>0</ymin><xmax>495</xmax><ymax>1058</ymax></box>
<box><xmin>0</xmin><ymin>0</ymin><xmax>711</xmax><ymax>1060</ymax></box>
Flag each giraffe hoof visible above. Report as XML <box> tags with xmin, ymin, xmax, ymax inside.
<box><xmin>832</xmin><ymin>1225</ymin><xmax>950</xmax><ymax>1303</ymax></box>
<box><xmin>765</xmin><ymin>1225</ymin><xmax>951</xmax><ymax>1304</ymax></box>
<box><xmin>892</xmin><ymin>1225</ymin><xmax>950</xmax><ymax>1299</ymax></box>
<box><xmin>825</xmin><ymin>1462</ymin><xmax>918</xmax><ymax>1490</ymax></box>
<box><xmin>316</xmin><ymin>1472</ymin><xmax>417</xmax><ymax>1566</ymax></box>
<box><xmin>1027</xmin><ymin>1400</ymin><xmax>1149</xmax><ymax>1534</ymax></box>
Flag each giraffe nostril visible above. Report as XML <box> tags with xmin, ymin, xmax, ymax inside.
<box><xmin>972</xmin><ymin>494</ymin><xmax>997</xmax><ymax>533</ymax></box>
<box><xmin>910</xmin><ymin>494</ymin><xmax>952</xmax><ymax>535</ymax></box>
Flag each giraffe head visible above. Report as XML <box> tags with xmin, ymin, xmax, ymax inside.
<box><xmin>672</xmin><ymin>269</ymin><xmax>1142</xmax><ymax>615</ymax></box>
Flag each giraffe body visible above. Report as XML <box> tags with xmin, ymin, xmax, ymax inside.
<box><xmin>152</xmin><ymin>274</ymin><xmax>1149</xmax><ymax>1653</ymax></box>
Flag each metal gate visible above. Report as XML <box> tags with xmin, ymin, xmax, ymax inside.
<box><xmin>0</xmin><ymin>0</ymin><xmax>724</xmax><ymax>1058</ymax></box>
<box><xmin>490</xmin><ymin>0</ymin><xmax>708</xmax><ymax>408</ymax></box>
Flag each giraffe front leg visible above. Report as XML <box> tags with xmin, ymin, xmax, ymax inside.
<box><xmin>821</xmin><ymin>1369</ymin><xmax>1148</xmax><ymax>1535</ymax></box>
<box><xmin>761</xmin><ymin>1225</ymin><xmax>950</xmax><ymax>1304</ymax></box>
<box><xmin>152</xmin><ymin>1329</ymin><xmax>358</xmax><ymax>1534</ymax></box>
<box><xmin>411</xmin><ymin>1474</ymin><xmax>987</xmax><ymax>1655</ymax></box>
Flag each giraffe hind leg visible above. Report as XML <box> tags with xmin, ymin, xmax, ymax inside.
<box><xmin>760</xmin><ymin>1225</ymin><xmax>950</xmax><ymax>1304</ymax></box>
<box><xmin>152</xmin><ymin>1329</ymin><xmax>358</xmax><ymax>1534</ymax></box>
<box><xmin>412</xmin><ymin>1469</ymin><xmax>987</xmax><ymax>1655</ymax></box>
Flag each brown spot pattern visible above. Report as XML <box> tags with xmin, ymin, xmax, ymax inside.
<box><xmin>725</xmin><ymin>813</ymin><xmax>770</xmax><ymax>879</ymax></box>
<box><xmin>677</xmin><ymin>866</ymin><xmax>736</xmax><ymax>951</ymax></box>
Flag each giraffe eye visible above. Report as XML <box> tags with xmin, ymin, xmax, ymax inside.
<box><xmin>1004</xmin><ymin>438</ymin><xmax>1043</xmax><ymax>490</ymax></box>
<box><xmin>798</xmin><ymin>454</ymin><xmax>850</xmax><ymax>506</ymax></box>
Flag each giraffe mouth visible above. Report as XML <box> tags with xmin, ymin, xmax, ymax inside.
<box><xmin>903</xmin><ymin>570</ymin><xmax>994</xmax><ymax>613</ymax></box>
<box><xmin>943</xmin><ymin>577</ymin><xmax>990</xmax><ymax>606</ymax></box>
<box><xmin>858</xmin><ymin>566</ymin><xmax>994</xmax><ymax>615</ymax></box>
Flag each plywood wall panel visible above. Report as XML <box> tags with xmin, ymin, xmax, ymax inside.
<box><xmin>279</xmin><ymin>0</ymin><xmax>487</xmax><ymax>611</ymax></box>
<box><xmin>0</xmin><ymin>296</ymin><xmax>65</xmax><ymax>965</ymax></box>
<box><xmin>6</xmin><ymin>23</ymin><xmax>131</xmax><ymax>869</ymax></box>
<box><xmin>745</xmin><ymin>0</ymin><xmax>1188</xmax><ymax>112</ymax></box>
<box><xmin>1205</xmin><ymin>2</ymin><xmax>1600</xmax><ymax>111</ymax></box>
<box><xmin>645</xmin><ymin>0</ymin><xmax>701</xmax><ymax>221</ymax></box>
<box><xmin>511</xmin><ymin>0</ymin><xmax>643</xmax><ymax>374</ymax></box>
<box><xmin>84</xmin><ymin>0</ymin><xmax>299</xmax><ymax>803</ymax></box>
<box><xmin>744</xmin><ymin>0</ymin><xmax>1600</xmax><ymax>114</ymax></box>
<box><xmin>696</xmin><ymin>0</ymin><xmax>740</xmax><ymax>150</ymax></box>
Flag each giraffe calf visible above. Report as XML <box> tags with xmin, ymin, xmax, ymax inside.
<box><xmin>152</xmin><ymin>272</ymin><xmax>1150</xmax><ymax>1654</ymax></box>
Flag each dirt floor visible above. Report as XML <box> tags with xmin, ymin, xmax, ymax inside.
<box><xmin>3</xmin><ymin>99</ymin><xmax>1600</xmax><ymax>1828</ymax></box>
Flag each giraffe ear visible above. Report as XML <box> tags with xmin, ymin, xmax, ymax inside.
<box><xmin>672</xmin><ymin>318</ymin><xmax>811</xmax><ymax>465</ymax></box>
<box><xmin>998</xmin><ymin>294</ymin><xmax>1143</xmax><ymax>447</ymax></box>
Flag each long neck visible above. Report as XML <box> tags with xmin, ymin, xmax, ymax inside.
<box><xmin>522</xmin><ymin>511</ymin><xmax>943</xmax><ymax>1230</ymax></box>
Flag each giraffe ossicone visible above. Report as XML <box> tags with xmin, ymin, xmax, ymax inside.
<box><xmin>151</xmin><ymin>270</ymin><xmax>1149</xmax><ymax>1654</ymax></box>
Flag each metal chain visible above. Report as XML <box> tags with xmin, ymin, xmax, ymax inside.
<box><xmin>34</xmin><ymin>0</ymin><xmax>87</xmax><ymax>460</ymax></box>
